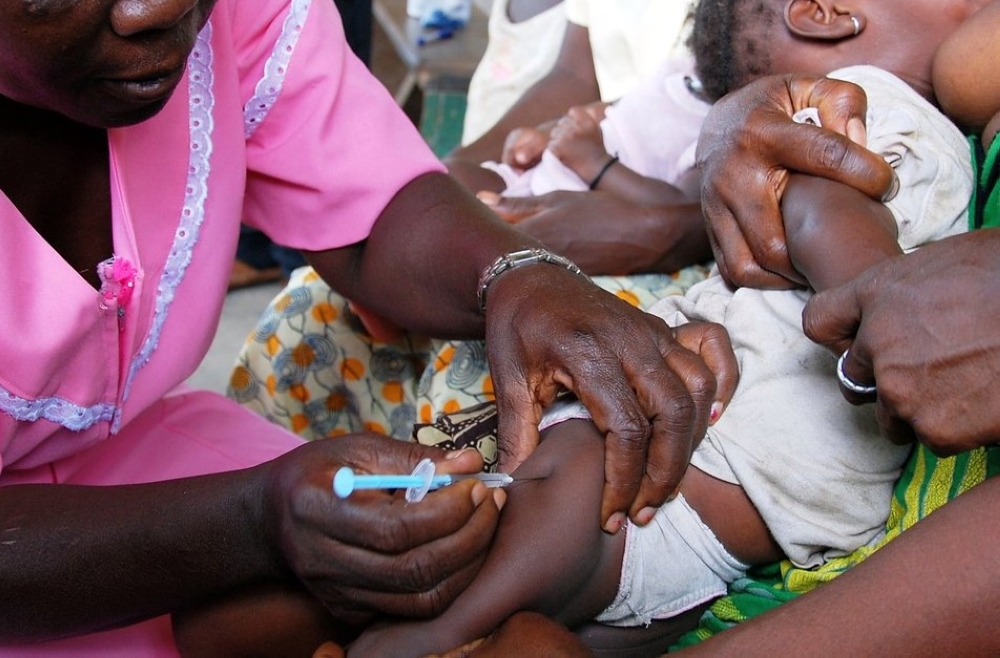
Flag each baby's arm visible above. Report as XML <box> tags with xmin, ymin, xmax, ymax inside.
<box><xmin>348</xmin><ymin>413</ymin><xmax>773</xmax><ymax>657</ymax></box>
<box><xmin>346</xmin><ymin>419</ymin><xmax>625</xmax><ymax>657</ymax></box>
<box><xmin>548</xmin><ymin>103</ymin><xmax>693</xmax><ymax>205</ymax></box>
<box><xmin>933</xmin><ymin>0</ymin><xmax>1000</xmax><ymax>143</ymax></box>
<box><xmin>781</xmin><ymin>174</ymin><xmax>901</xmax><ymax>293</ymax></box>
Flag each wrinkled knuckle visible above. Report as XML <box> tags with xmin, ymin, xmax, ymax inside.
<box><xmin>395</xmin><ymin>573</ymin><xmax>449</xmax><ymax>618</ymax></box>
<box><xmin>815</xmin><ymin>77</ymin><xmax>864</xmax><ymax>110</ymax></box>
<box><xmin>616</xmin><ymin>415</ymin><xmax>653</xmax><ymax>452</ymax></box>
<box><xmin>801</xmin><ymin>303</ymin><xmax>822</xmax><ymax>342</ymax></box>
<box><xmin>662</xmin><ymin>395</ymin><xmax>698</xmax><ymax>430</ymax></box>
<box><xmin>685</xmin><ymin>367</ymin><xmax>717</xmax><ymax>401</ymax></box>
<box><xmin>912</xmin><ymin>418</ymin><xmax>958</xmax><ymax>456</ymax></box>
<box><xmin>641</xmin><ymin>455</ymin><xmax>674</xmax><ymax>489</ymax></box>
<box><xmin>418</xmin><ymin>586</ymin><xmax>450</xmax><ymax>618</ymax></box>
<box><xmin>812</xmin><ymin>136</ymin><xmax>851</xmax><ymax>173</ymax></box>
<box><xmin>368</xmin><ymin>517</ymin><xmax>414</xmax><ymax>555</ymax></box>
<box><xmin>700</xmin><ymin>199</ymin><xmax>724</xmax><ymax>226</ymax></box>
<box><xmin>843</xmin><ymin>81</ymin><xmax>868</xmax><ymax>106</ymax></box>
<box><xmin>729</xmin><ymin>258</ymin><xmax>762</xmax><ymax>284</ymax></box>
<box><xmin>703</xmin><ymin>321</ymin><xmax>729</xmax><ymax>342</ymax></box>
<box><xmin>761</xmin><ymin>233</ymin><xmax>788</xmax><ymax>261</ymax></box>
<box><xmin>397</xmin><ymin>550</ymin><xmax>439</xmax><ymax>594</ymax></box>
<box><xmin>906</xmin><ymin>406</ymin><xmax>962</xmax><ymax>456</ymax></box>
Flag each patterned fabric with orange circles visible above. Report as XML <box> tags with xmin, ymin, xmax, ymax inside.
<box><xmin>230</xmin><ymin>264</ymin><xmax>710</xmax><ymax>461</ymax></box>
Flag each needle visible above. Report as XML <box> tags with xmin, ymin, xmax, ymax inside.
<box><xmin>333</xmin><ymin>458</ymin><xmax>514</xmax><ymax>503</ymax></box>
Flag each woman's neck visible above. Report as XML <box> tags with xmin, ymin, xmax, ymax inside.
<box><xmin>0</xmin><ymin>94</ymin><xmax>113</xmax><ymax>289</ymax></box>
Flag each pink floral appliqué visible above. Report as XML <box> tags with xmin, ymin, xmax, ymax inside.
<box><xmin>97</xmin><ymin>256</ymin><xmax>137</xmax><ymax>315</ymax></box>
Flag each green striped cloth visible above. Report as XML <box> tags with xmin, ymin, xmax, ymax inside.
<box><xmin>969</xmin><ymin>133</ymin><xmax>1000</xmax><ymax>230</ymax></box>
<box><xmin>674</xmin><ymin>444</ymin><xmax>1000</xmax><ymax>648</ymax></box>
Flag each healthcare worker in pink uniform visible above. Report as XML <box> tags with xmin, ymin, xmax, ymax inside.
<box><xmin>0</xmin><ymin>0</ymin><xmax>736</xmax><ymax>653</ymax></box>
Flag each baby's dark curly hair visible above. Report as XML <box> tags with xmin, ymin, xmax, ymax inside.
<box><xmin>689</xmin><ymin>0</ymin><xmax>781</xmax><ymax>102</ymax></box>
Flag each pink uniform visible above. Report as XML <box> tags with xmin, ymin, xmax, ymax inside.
<box><xmin>0</xmin><ymin>0</ymin><xmax>442</xmax><ymax>653</ymax></box>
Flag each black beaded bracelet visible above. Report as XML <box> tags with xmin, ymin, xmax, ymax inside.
<box><xmin>588</xmin><ymin>155</ymin><xmax>620</xmax><ymax>190</ymax></box>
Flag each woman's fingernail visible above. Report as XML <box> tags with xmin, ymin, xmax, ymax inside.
<box><xmin>635</xmin><ymin>506</ymin><xmax>657</xmax><ymax>526</ymax></box>
<box><xmin>476</xmin><ymin>191</ymin><xmax>499</xmax><ymax>206</ymax></box>
<box><xmin>603</xmin><ymin>512</ymin><xmax>626</xmax><ymax>534</ymax></box>
<box><xmin>445</xmin><ymin>448</ymin><xmax>472</xmax><ymax>460</ymax></box>
<box><xmin>709</xmin><ymin>401</ymin><xmax>724</xmax><ymax>424</ymax></box>
<box><xmin>471</xmin><ymin>481</ymin><xmax>489</xmax><ymax>506</ymax></box>
<box><xmin>846</xmin><ymin>117</ymin><xmax>867</xmax><ymax>146</ymax></box>
<box><xmin>492</xmin><ymin>488</ymin><xmax>507</xmax><ymax>511</ymax></box>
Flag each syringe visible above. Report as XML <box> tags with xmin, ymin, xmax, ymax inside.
<box><xmin>333</xmin><ymin>458</ymin><xmax>514</xmax><ymax>503</ymax></box>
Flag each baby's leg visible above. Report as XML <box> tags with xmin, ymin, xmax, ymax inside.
<box><xmin>348</xmin><ymin>419</ymin><xmax>623</xmax><ymax>657</ymax></box>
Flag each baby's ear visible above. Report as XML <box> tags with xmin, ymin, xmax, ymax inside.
<box><xmin>784</xmin><ymin>0</ymin><xmax>864</xmax><ymax>40</ymax></box>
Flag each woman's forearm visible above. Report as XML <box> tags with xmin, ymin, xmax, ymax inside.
<box><xmin>306</xmin><ymin>172</ymin><xmax>545</xmax><ymax>338</ymax></box>
<box><xmin>0</xmin><ymin>468</ymin><xmax>279</xmax><ymax>642</ymax></box>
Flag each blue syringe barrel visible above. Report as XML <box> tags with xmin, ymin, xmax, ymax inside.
<box><xmin>332</xmin><ymin>465</ymin><xmax>513</xmax><ymax>499</ymax></box>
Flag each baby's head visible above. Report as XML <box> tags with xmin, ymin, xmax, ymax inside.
<box><xmin>690</xmin><ymin>0</ymin><xmax>989</xmax><ymax>102</ymax></box>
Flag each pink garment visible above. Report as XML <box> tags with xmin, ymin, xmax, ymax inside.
<box><xmin>485</xmin><ymin>57</ymin><xmax>711</xmax><ymax>196</ymax></box>
<box><xmin>0</xmin><ymin>0</ymin><xmax>443</xmax><ymax>653</ymax></box>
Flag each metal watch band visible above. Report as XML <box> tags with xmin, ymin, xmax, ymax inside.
<box><xmin>476</xmin><ymin>248</ymin><xmax>585</xmax><ymax>311</ymax></box>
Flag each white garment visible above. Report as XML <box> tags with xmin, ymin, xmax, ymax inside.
<box><xmin>565</xmin><ymin>0</ymin><xmax>696</xmax><ymax>102</ymax></box>
<box><xmin>483</xmin><ymin>57</ymin><xmax>710</xmax><ymax>194</ymax></box>
<box><xmin>541</xmin><ymin>64</ymin><xmax>973</xmax><ymax>622</ymax></box>
<box><xmin>680</xmin><ymin>66</ymin><xmax>972</xmax><ymax>568</ymax></box>
<box><xmin>596</xmin><ymin>494</ymin><xmax>749</xmax><ymax>627</ymax></box>
<box><xmin>461</xmin><ymin>0</ymin><xmax>567</xmax><ymax>144</ymax></box>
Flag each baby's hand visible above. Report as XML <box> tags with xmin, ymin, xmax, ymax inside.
<box><xmin>501</xmin><ymin>126</ymin><xmax>550</xmax><ymax>170</ymax></box>
<box><xmin>547</xmin><ymin>104</ymin><xmax>608</xmax><ymax>182</ymax></box>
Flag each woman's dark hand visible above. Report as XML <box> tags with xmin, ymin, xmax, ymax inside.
<box><xmin>477</xmin><ymin>189</ymin><xmax>709</xmax><ymax>276</ymax></box>
<box><xmin>484</xmin><ymin>266</ymin><xmax>738</xmax><ymax>533</ymax></box>
<box><xmin>697</xmin><ymin>74</ymin><xmax>896</xmax><ymax>289</ymax></box>
<box><xmin>803</xmin><ymin>230</ymin><xmax>1000</xmax><ymax>453</ymax></box>
<box><xmin>261</xmin><ymin>436</ymin><xmax>503</xmax><ymax>624</ymax></box>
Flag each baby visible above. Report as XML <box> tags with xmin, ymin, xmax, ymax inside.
<box><xmin>346</xmin><ymin>0</ymin><xmax>980</xmax><ymax>653</ymax></box>
<box><xmin>175</xmin><ymin>0</ymin><xmax>987</xmax><ymax>655</ymax></box>
<box><xmin>344</xmin><ymin>0</ymin><xmax>980</xmax><ymax>653</ymax></box>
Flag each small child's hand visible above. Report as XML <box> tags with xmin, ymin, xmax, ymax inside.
<box><xmin>501</xmin><ymin>126</ymin><xmax>550</xmax><ymax>170</ymax></box>
<box><xmin>547</xmin><ymin>104</ymin><xmax>608</xmax><ymax>181</ymax></box>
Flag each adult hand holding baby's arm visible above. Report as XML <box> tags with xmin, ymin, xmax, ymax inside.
<box><xmin>697</xmin><ymin>74</ymin><xmax>896</xmax><ymax>289</ymax></box>
<box><xmin>803</xmin><ymin>230</ymin><xmax>1000</xmax><ymax>453</ymax></box>
<box><xmin>483</xmin><ymin>264</ymin><xmax>738</xmax><ymax>533</ymax></box>
<box><xmin>263</xmin><ymin>435</ymin><xmax>502</xmax><ymax>623</ymax></box>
